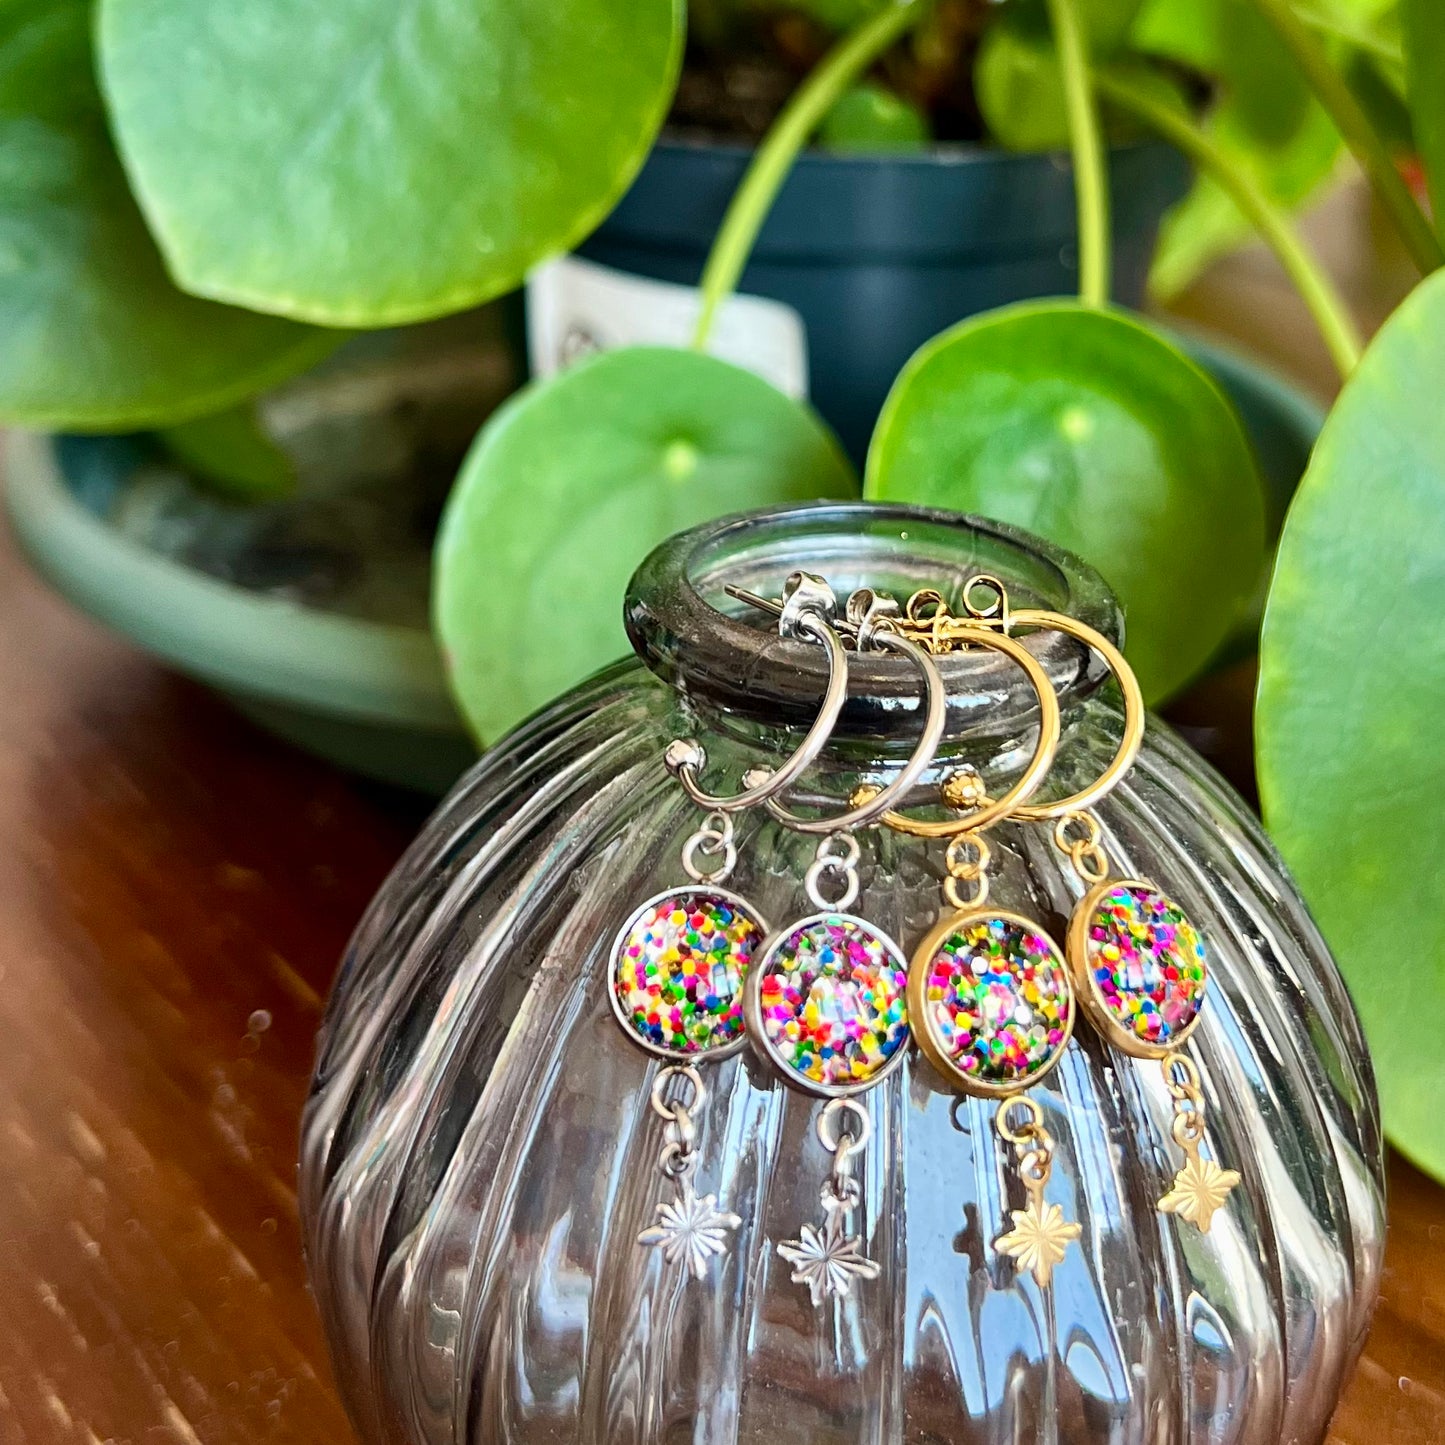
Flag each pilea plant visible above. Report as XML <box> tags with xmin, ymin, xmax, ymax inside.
<box><xmin>2</xmin><ymin>0</ymin><xmax>1443</xmax><ymax>1173</ymax></box>
<box><xmin>0</xmin><ymin>0</ymin><xmax>1390</xmax><ymax>449</ymax></box>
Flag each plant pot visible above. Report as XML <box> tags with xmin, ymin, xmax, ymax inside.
<box><xmin>579</xmin><ymin>138</ymin><xmax>1192</xmax><ymax>461</ymax></box>
<box><xmin>4</xmin><ymin>427</ymin><xmax>472</xmax><ymax>793</ymax></box>
<box><xmin>0</xmin><ymin>315</ymin><xmax>522</xmax><ymax>795</ymax></box>
<box><xmin>1</xmin><ymin>335</ymin><xmax>1321</xmax><ymax>795</ymax></box>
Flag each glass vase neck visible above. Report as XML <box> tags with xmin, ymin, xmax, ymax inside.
<box><xmin>624</xmin><ymin>502</ymin><xmax>1123</xmax><ymax>746</ymax></box>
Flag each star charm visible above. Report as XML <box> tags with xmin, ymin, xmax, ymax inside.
<box><xmin>1158</xmin><ymin>1151</ymin><xmax>1241</xmax><ymax>1234</ymax></box>
<box><xmin>777</xmin><ymin>1210</ymin><xmax>881</xmax><ymax>1306</ymax></box>
<box><xmin>638</xmin><ymin>1182</ymin><xmax>741</xmax><ymax>1280</ymax></box>
<box><xmin>996</xmin><ymin>1195</ymin><xmax>1082</xmax><ymax>1288</ymax></box>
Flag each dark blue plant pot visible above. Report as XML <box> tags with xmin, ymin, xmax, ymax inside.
<box><xmin>581</xmin><ymin>138</ymin><xmax>1191</xmax><ymax>462</ymax></box>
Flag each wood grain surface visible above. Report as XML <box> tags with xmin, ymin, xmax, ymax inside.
<box><xmin>0</xmin><ymin>219</ymin><xmax>1440</xmax><ymax>1440</ymax></box>
<box><xmin>0</xmin><ymin>521</ymin><xmax>418</xmax><ymax>1441</ymax></box>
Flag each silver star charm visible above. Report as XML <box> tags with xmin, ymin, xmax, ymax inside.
<box><xmin>777</xmin><ymin>1205</ymin><xmax>881</xmax><ymax>1306</ymax></box>
<box><xmin>638</xmin><ymin>1181</ymin><xmax>741</xmax><ymax>1280</ymax></box>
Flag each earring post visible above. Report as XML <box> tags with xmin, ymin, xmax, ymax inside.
<box><xmin>723</xmin><ymin>584</ymin><xmax>785</xmax><ymax>617</ymax></box>
<box><xmin>724</xmin><ymin>583</ymin><xmax>866</xmax><ymax>640</ymax></box>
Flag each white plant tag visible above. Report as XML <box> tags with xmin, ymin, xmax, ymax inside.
<box><xmin>526</xmin><ymin>255</ymin><xmax>809</xmax><ymax>399</ymax></box>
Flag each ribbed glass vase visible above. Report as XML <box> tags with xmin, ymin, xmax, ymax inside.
<box><xmin>301</xmin><ymin>502</ymin><xmax>1384</xmax><ymax>1445</ymax></box>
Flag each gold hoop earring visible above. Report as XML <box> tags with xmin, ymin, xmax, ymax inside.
<box><xmin>870</xmin><ymin>611</ymin><xmax>1084</xmax><ymax>1288</ymax></box>
<box><xmin>998</xmin><ymin>596</ymin><xmax>1238</xmax><ymax>1235</ymax></box>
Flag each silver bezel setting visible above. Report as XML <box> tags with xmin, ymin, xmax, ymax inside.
<box><xmin>608</xmin><ymin>885</ymin><xmax>769</xmax><ymax>1063</ymax></box>
<box><xmin>743</xmin><ymin>909</ymin><xmax>911</xmax><ymax>1099</ymax></box>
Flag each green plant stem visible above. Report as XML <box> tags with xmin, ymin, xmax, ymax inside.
<box><xmin>692</xmin><ymin>0</ymin><xmax>931</xmax><ymax>350</ymax></box>
<box><xmin>1045</xmin><ymin>0</ymin><xmax>1111</xmax><ymax>308</ymax></box>
<box><xmin>1098</xmin><ymin>73</ymin><xmax>1363</xmax><ymax>379</ymax></box>
<box><xmin>1249</xmin><ymin>0</ymin><xmax>1442</xmax><ymax>275</ymax></box>
<box><xmin>1292</xmin><ymin>0</ymin><xmax>1403</xmax><ymax>73</ymax></box>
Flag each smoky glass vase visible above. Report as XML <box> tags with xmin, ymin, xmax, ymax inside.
<box><xmin>301</xmin><ymin>502</ymin><xmax>1385</xmax><ymax>1445</ymax></box>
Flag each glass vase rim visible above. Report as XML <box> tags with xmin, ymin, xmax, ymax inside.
<box><xmin>624</xmin><ymin>501</ymin><xmax>1124</xmax><ymax>739</ymax></box>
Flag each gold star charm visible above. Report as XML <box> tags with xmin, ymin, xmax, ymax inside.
<box><xmin>1158</xmin><ymin>1146</ymin><xmax>1240</xmax><ymax>1234</ymax></box>
<box><xmin>995</xmin><ymin>1188</ymin><xmax>1082</xmax><ymax>1288</ymax></box>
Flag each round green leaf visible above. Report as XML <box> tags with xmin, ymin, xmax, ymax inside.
<box><xmin>0</xmin><ymin>0</ymin><xmax>332</xmax><ymax>431</ymax></box>
<box><xmin>975</xmin><ymin>24</ymin><xmax>1072</xmax><ymax>151</ymax></box>
<box><xmin>819</xmin><ymin>83</ymin><xmax>929</xmax><ymax>152</ymax></box>
<box><xmin>97</xmin><ymin>0</ymin><xmax>684</xmax><ymax>327</ymax></box>
<box><xmin>1257</xmin><ymin>268</ymin><xmax>1445</xmax><ymax>1181</ymax></box>
<box><xmin>987</xmin><ymin>0</ymin><xmax>1147</xmax><ymax>55</ymax></box>
<box><xmin>1133</xmin><ymin>0</ymin><xmax>1344</xmax><ymax>297</ymax></box>
<box><xmin>435</xmin><ymin>347</ymin><xmax>857</xmax><ymax>743</ymax></box>
<box><xmin>864</xmin><ymin>302</ymin><xmax>1267</xmax><ymax>702</ymax></box>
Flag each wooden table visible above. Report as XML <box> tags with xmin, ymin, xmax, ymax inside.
<box><xmin>0</xmin><ymin>238</ymin><xmax>1441</xmax><ymax>1443</ymax></box>
<box><xmin>0</xmin><ymin>522</ymin><xmax>417</xmax><ymax>1441</ymax></box>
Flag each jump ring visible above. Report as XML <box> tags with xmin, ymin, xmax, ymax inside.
<box><xmin>1071</xmin><ymin>842</ymin><xmax>1110</xmax><ymax>884</ymax></box>
<box><xmin>681</xmin><ymin>829</ymin><xmax>738</xmax><ymax>884</ymax></box>
<box><xmin>1163</xmin><ymin>1053</ymin><xmax>1202</xmax><ymax>1101</ymax></box>
<box><xmin>1053</xmin><ymin>812</ymin><xmax>1101</xmax><ymax>853</ymax></box>
<box><xmin>659</xmin><ymin>1140</ymin><xmax>692</xmax><ymax>1178</ymax></box>
<box><xmin>1172</xmin><ymin>1112</ymin><xmax>1206</xmax><ymax>1149</ymax></box>
<box><xmin>1018</xmin><ymin>1148</ymin><xmax>1049</xmax><ymax>1184</ymax></box>
<box><xmin>805</xmin><ymin>852</ymin><xmax>860</xmax><ymax>912</ymax></box>
<box><xmin>698</xmin><ymin>809</ymin><xmax>731</xmax><ymax>841</ymax></box>
<box><xmin>945</xmin><ymin>832</ymin><xmax>990</xmax><ymax>879</ymax></box>
<box><xmin>995</xmin><ymin>1094</ymin><xmax>1044</xmax><ymax>1146</ymax></box>
<box><xmin>1008</xmin><ymin>610</ymin><xmax>1145</xmax><ymax>822</ymax></box>
<box><xmin>650</xmin><ymin>1064</ymin><xmax>705</xmax><ymax>1122</ymax></box>
<box><xmin>817</xmin><ymin>1097</ymin><xmax>873</xmax><ymax>1155</ymax></box>
<box><xmin>943</xmin><ymin>872</ymin><xmax>990</xmax><ymax>911</ymax></box>
<box><xmin>816</xmin><ymin>832</ymin><xmax>861</xmax><ymax>870</ymax></box>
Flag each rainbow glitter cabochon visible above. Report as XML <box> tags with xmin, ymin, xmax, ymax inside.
<box><xmin>1067</xmin><ymin>877</ymin><xmax>1208</xmax><ymax>1059</ymax></box>
<box><xmin>907</xmin><ymin>909</ymin><xmax>1074</xmax><ymax>1097</ymax></box>
<box><xmin>609</xmin><ymin>886</ymin><xmax>768</xmax><ymax>1061</ymax></box>
<box><xmin>743</xmin><ymin>910</ymin><xmax>910</xmax><ymax>1099</ymax></box>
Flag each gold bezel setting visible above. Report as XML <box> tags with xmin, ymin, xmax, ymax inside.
<box><xmin>1066</xmin><ymin>877</ymin><xmax>1208</xmax><ymax>1060</ymax></box>
<box><xmin>907</xmin><ymin>908</ymin><xmax>1076</xmax><ymax>1099</ymax></box>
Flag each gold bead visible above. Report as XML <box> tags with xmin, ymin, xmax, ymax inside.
<box><xmin>942</xmin><ymin>767</ymin><xmax>987</xmax><ymax>811</ymax></box>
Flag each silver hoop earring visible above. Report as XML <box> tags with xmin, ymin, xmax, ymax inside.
<box><xmin>757</xmin><ymin>588</ymin><xmax>946</xmax><ymax>833</ymax></box>
<box><xmin>614</xmin><ymin>571</ymin><xmax>861</xmax><ymax>1283</ymax></box>
<box><xmin>734</xmin><ymin>586</ymin><xmax>947</xmax><ymax>1308</ymax></box>
<box><xmin>664</xmin><ymin>571</ymin><xmax>848</xmax><ymax>814</ymax></box>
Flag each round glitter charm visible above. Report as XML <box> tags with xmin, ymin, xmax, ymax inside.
<box><xmin>1068</xmin><ymin>878</ymin><xmax>1208</xmax><ymax>1058</ymax></box>
<box><xmin>609</xmin><ymin>887</ymin><xmax>768</xmax><ymax>1060</ymax></box>
<box><xmin>907</xmin><ymin>910</ymin><xmax>1074</xmax><ymax>1097</ymax></box>
<box><xmin>744</xmin><ymin>911</ymin><xmax>910</xmax><ymax>1097</ymax></box>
